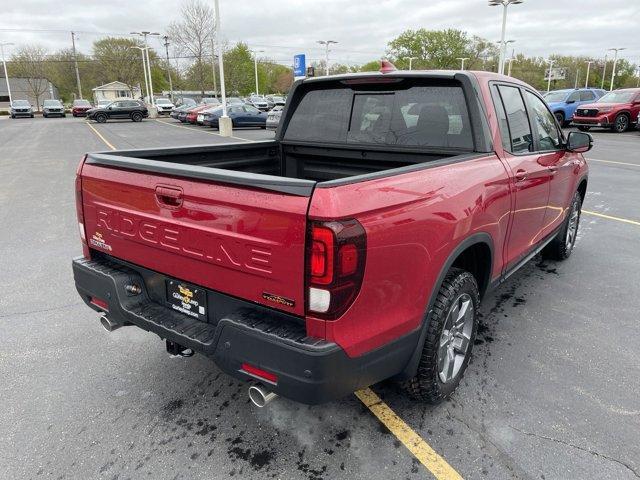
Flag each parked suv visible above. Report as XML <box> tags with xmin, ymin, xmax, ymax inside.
<box><xmin>72</xmin><ymin>99</ymin><xmax>93</xmax><ymax>117</ymax></box>
<box><xmin>42</xmin><ymin>99</ymin><xmax>66</xmax><ymax>118</ymax></box>
<box><xmin>86</xmin><ymin>100</ymin><xmax>148</xmax><ymax>123</ymax></box>
<box><xmin>544</xmin><ymin>88</ymin><xmax>605</xmax><ymax>126</ymax></box>
<box><xmin>154</xmin><ymin>97</ymin><xmax>175</xmax><ymax>115</ymax></box>
<box><xmin>571</xmin><ymin>88</ymin><xmax>640</xmax><ymax>132</ymax></box>
<box><xmin>9</xmin><ymin>99</ymin><xmax>34</xmax><ymax>118</ymax></box>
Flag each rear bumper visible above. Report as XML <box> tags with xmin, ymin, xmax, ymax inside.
<box><xmin>72</xmin><ymin>256</ymin><xmax>418</xmax><ymax>404</ymax></box>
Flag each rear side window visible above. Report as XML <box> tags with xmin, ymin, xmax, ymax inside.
<box><xmin>579</xmin><ymin>91</ymin><xmax>595</xmax><ymax>101</ymax></box>
<box><xmin>497</xmin><ymin>85</ymin><xmax>533</xmax><ymax>154</ymax></box>
<box><xmin>284</xmin><ymin>84</ymin><xmax>474</xmax><ymax>149</ymax></box>
<box><xmin>566</xmin><ymin>91</ymin><xmax>580</xmax><ymax>102</ymax></box>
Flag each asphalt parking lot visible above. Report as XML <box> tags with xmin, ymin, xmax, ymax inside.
<box><xmin>1</xmin><ymin>115</ymin><xmax>638</xmax><ymax>480</ymax></box>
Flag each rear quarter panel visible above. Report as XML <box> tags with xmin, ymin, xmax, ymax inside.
<box><xmin>309</xmin><ymin>155</ymin><xmax>512</xmax><ymax>357</ymax></box>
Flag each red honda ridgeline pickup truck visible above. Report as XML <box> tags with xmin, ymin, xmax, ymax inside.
<box><xmin>72</xmin><ymin>69</ymin><xmax>591</xmax><ymax>405</ymax></box>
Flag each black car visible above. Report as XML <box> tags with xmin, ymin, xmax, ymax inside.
<box><xmin>201</xmin><ymin>104</ymin><xmax>267</xmax><ymax>129</ymax></box>
<box><xmin>87</xmin><ymin>100</ymin><xmax>148</xmax><ymax>123</ymax></box>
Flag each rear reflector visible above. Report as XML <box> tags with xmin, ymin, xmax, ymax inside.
<box><xmin>90</xmin><ymin>296</ymin><xmax>109</xmax><ymax>311</ymax></box>
<box><xmin>241</xmin><ymin>363</ymin><xmax>278</xmax><ymax>384</ymax></box>
<box><xmin>309</xmin><ymin>287</ymin><xmax>331</xmax><ymax>313</ymax></box>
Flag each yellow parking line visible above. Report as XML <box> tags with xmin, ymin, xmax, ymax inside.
<box><xmin>587</xmin><ymin>158</ymin><xmax>640</xmax><ymax>168</ymax></box>
<box><xmin>583</xmin><ymin>210</ymin><xmax>640</xmax><ymax>227</ymax></box>
<box><xmin>86</xmin><ymin>122</ymin><xmax>116</xmax><ymax>150</ymax></box>
<box><xmin>154</xmin><ymin>118</ymin><xmax>252</xmax><ymax>142</ymax></box>
<box><xmin>355</xmin><ymin>388</ymin><xmax>463</xmax><ymax>480</ymax></box>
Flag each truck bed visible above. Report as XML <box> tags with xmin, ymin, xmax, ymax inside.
<box><xmin>85</xmin><ymin>140</ymin><xmax>464</xmax><ymax>196</ymax></box>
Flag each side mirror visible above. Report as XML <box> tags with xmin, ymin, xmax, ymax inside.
<box><xmin>566</xmin><ymin>131</ymin><xmax>593</xmax><ymax>153</ymax></box>
<box><xmin>566</xmin><ymin>99</ymin><xmax>575</xmax><ymax>104</ymax></box>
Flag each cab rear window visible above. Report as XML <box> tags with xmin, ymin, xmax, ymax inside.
<box><xmin>284</xmin><ymin>83</ymin><xmax>473</xmax><ymax>150</ymax></box>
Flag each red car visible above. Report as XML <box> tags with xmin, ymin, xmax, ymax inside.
<box><xmin>72</xmin><ymin>99</ymin><xmax>93</xmax><ymax>117</ymax></box>
<box><xmin>72</xmin><ymin>68</ymin><xmax>590</xmax><ymax>406</ymax></box>
<box><xmin>185</xmin><ymin>104</ymin><xmax>211</xmax><ymax>124</ymax></box>
<box><xmin>571</xmin><ymin>88</ymin><xmax>640</xmax><ymax>132</ymax></box>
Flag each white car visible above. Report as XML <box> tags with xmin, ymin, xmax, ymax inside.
<box><xmin>155</xmin><ymin>98</ymin><xmax>175</xmax><ymax>115</ymax></box>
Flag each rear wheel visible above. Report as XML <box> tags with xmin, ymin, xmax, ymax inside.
<box><xmin>554</xmin><ymin>111</ymin><xmax>565</xmax><ymax>127</ymax></box>
<box><xmin>577</xmin><ymin>126</ymin><xmax>591</xmax><ymax>132</ymax></box>
<box><xmin>131</xmin><ymin>112</ymin><xmax>143</xmax><ymax>122</ymax></box>
<box><xmin>612</xmin><ymin>113</ymin><xmax>629</xmax><ymax>133</ymax></box>
<box><xmin>95</xmin><ymin>113</ymin><xmax>107</xmax><ymax>123</ymax></box>
<box><xmin>542</xmin><ymin>191</ymin><xmax>582</xmax><ymax>261</ymax></box>
<box><xmin>401</xmin><ymin>268</ymin><xmax>479</xmax><ymax>403</ymax></box>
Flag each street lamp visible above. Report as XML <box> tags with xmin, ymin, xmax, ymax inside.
<box><xmin>317</xmin><ymin>40</ymin><xmax>338</xmax><ymax>76</ymax></box>
<box><xmin>506</xmin><ymin>57</ymin><xmax>517</xmax><ymax>76</ymax></box>
<box><xmin>214</xmin><ymin>0</ymin><xmax>232</xmax><ymax>136</ymax></box>
<box><xmin>131</xmin><ymin>31</ymin><xmax>160</xmax><ymax>106</ymax></box>
<box><xmin>607</xmin><ymin>47</ymin><xmax>626</xmax><ymax>91</ymax></box>
<box><xmin>545</xmin><ymin>58</ymin><xmax>554</xmax><ymax>92</ymax></box>
<box><xmin>494</xmin><ymin>39</ymin><xmax>515</xmax><ymax>74</ymax></box>
<box><xmin>162</xmin><ymin>35</ymin><xmax>174</xmax><ymax>101</ymax></box>
<box><xmin>488</xmin><ymin>0</ymin><xmax>523</xmax><ymax>75</ymax></box>
<box><xmin>456</xmin><ymin>57</ymin><xmax>469</xmax><ymax>70</ymax></box>
<box><xmin>251</xmin><ymin>49</ymin><xmax>265</xmax><ymax>95</ymax></box>
<box><xmin>584</xmin><ymin>60</ymin><xmax>593</xmax><ymax>88</ymax></box>
<box><xmin>0</xmin><ymin>42</ymin><xmax>14</xmax><ymax>105</ymax></box>
<box><xmin>404</xmin><ymin>56</ymin><xmax>418</xmax><ymax>70</ymax></box>
<box><xmin>601</xmin><ymin>55</ymin><xmax>608</xmax><ymax>89</ymax></box>
<box><xmin>130</xmin><ymin>46</ymin><xmax>150</xmax><ymax>102</ymax></box>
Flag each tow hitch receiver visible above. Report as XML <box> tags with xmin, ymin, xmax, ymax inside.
<box><xmin>166</xmin><ymin>340</ymin><xmax>194</xmax><ymax>358</ymax></box>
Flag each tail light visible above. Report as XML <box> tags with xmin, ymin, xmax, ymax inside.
<box><xmin>76</xmin><ymin>155</ymin><xmax>89</xmax><ymax>258</ymax></box>
<box><xmin>305</xmin><ymin>219</ymin><xmax>366</xmax><ymax>320</ymax></box>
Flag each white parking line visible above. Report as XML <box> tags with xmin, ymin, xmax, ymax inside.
<box><xmin>154</xmin><ymin>118</ymin><xmax>254</xmax><ymax>142</ymax></box>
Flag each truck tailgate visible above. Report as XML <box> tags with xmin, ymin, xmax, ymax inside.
<box><xmin>80</xmin><ymin>162</ymin><xmax>311</xmax><ymax>316</ymax></box>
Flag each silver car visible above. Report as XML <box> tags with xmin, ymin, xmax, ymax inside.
<box><xmin>10</xmin><ymin>99</ymin><xmax>34</xmax><ymax>118</ymax></box>
<box><xmin>266</xmin><ymin>105</ymin><xmax>283</xmax><ymax>130</ymax></box>
<box><xmin>42</xmin><ymin>99</ymin><xmax>66</xmax><ymax>118</ymax></box>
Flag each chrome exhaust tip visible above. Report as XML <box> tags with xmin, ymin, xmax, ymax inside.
<box><xmin>100</xmin><ymin>315</ymin><xmax>122</xmax><ymax>332</ymax></box>
<box><xmin>248</xmin><ymin>385</ymin><xmax>278</xmax><ymax>408</ymax></box>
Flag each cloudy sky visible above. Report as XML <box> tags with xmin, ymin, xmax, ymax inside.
<box><xmin>1</xmin><ymin>0</ymin><xmax>639</xmax><ymax>66</ymax></box>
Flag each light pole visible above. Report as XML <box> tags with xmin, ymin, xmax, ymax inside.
<box><xmin>131</xmin><ymin>31</ymin><xmax>160</xmax><ymax>106</ymax></box>
<box><xmin>210</xmin><ymin>36</ymin><xmax>217</xmax><ymax>98</ymax></box>
<box><xmin>488</xmin><ymin>0</ymin><xmax>523</xmax><ymax>75</ymax></box>
<box><xmin>456</xmin><ymin>57</ymin><xmax>469</xmax><ymax>70</ymax></box>
<box><xmin>131</xmin><ymin>46</ymin><xmax>150</xmax><ymax>102</ymax></box>
<box><xmin>162</xmin><ymin>35</ymin><xmax>174</xmax><ymax>101</ymax></box>
<box><xmin>584</xmin><ymin>61</ymin><xmax>593</xmax><ymax>88</ymax></box>
<box><xmin>601</xmin><ymin>55</ymin><xmax>607</xmax><ymax>89</ymax></box>
<box><xmin>607</xmin><ymin>47</ymin><xmax>625</xmax><ymax>91</ymax></box>
<box><xmin>494</xmin><ymin>39</ymin><xmax>515</xmax><ymax>74</ymax></box>
<box><xmin>0</xmin><ymin>42</ymin><xmax>14</xmax><ymax>105</ymax></box>
<box><xmin>214</xmin><ymin>0</ymin><xmax>231</xmax><ymax>136</ymax></box>
<box><xmin>404</xmin><ymin>56</ymin><xmax>418</xmax><ymax>70</ymax></box>
<box><xmin>506</xmin><ymin>57</ymin><xmax>517</xmax><ymax>76</ymax></box>
<box><xmin>546</xmin><ymin>59</ymin><xmax>554</xmax><ymax>92</ymax></box>
<box><xmin>251</xmin><ymin>49</ymin><xmax>264</xmax><ymax>95</ymax></box>
<box><xmin>70</xmin><ymin>32</ymin><xmax>83</xmax><ymax>99</ymax></box>
<box><xmin>317</xmin><ymin>40</ymin><xmax>338</xmax><ymax>76</ymax></box>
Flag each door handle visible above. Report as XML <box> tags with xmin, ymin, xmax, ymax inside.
<box><xmin>548</xmin><ymin>165</ymin><xmax>558</xmax><ymax>174</ymax></box>
<box><xmin>514</xmin><ymin>169</ymin><xmax>527</xmax><ymax>182</ymax></box>
<box><xmin>155</xmin><ymin>186</ymin><xmax>183</xmax><ymax>208</ymax></box>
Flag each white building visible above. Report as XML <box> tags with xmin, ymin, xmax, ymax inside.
<box><xmin>92</xmin><ymin>81</ymin><xmax>142</xmax><ymax>103</ymax></box>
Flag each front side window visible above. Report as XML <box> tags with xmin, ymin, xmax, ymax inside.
<box><xmin>244</xmin><ymin>106</ymin><xmax>260</xmax><ymax>114</ymax></box>
<box><xmin>497</xmin><ymin>85</ymin><xmax>533</xmax><ymax>154</ymax></box>
<box><xmin>285</xmin><ymin>84</ymin><xmax>473</xmax><ymax>149</ymax></box>
<box><xmin>524</xmin><ymin>90</ymin><xmax>562</xmax><ymax>151</ymax></box>
<box><xmin>566</xmin><ymin>91</ymin><xmax>580</xmax><ymax>102</ymax></box>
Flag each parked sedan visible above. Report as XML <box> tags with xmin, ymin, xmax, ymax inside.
<box><xmin>86</xmin><ymin>100</ymin><xmax>148</xmax><ymax>123</ymax></box>
<box><xmin>9</xmin><ymin>99</ymin><xmax>34</xmax><ymax>118</ymax></box>
<box><xmin>42</xmin><ymin>99</ymin><xmax>66</xmax><ymax>118</ymax></box>
<box><xmin>245</xmin><ymin>95</ymin><xmax>270</xmax><ymax>111</ymax></box>
<box><xmin>266</xmin><ymin>104</ymin><xmax>283</xmax><ymax>130</ymax></box>
<box><xmin>185</xmin><ymin>104</ymin><xmax>212</xmax><ymax>124</ymax></box>
<box><xmin>265</xmin><ymin>95</ymin><xmax>286</xmax><ymax>108</ymax></box>
<box><xmin>202</xmin><ymin>104</ymin><xmax>267</xmax><ymax>128</ymax></box>
<box><xmin>170</xmin><ymin>104</ymin><xmax>192</xmax><ymax>120</ymax></box>
<box><xmin>72</xmin><ymin>99</ymin><xmax>93</xmax><ymax>117</ymax></box>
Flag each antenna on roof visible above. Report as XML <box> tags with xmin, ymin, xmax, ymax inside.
<box><xmin>379</xmin><ymin>59</ymin><xmax>397</xmax><ymax>74</ymax></box>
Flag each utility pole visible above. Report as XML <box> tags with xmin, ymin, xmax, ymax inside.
<box><xmin>0</xmin><ymin>42</ymin><xmax>14</xmax><ymax>105</ymax></box>
<box><xmin>131</xmin><ymin>31</ymin><xmax>160</xmax><ymax>106</ymax></box>
<box><xmin>456</xmin><ymin>57</ymin><xmax>469</xmax><ymax>70</ymax></box>
<box><xmin>601</xmin><ymin>55</ymin><xmax>607</xmax><ymax>90</ymax></box>
<box><xmin>131</xmin><ymin>46</ymin><xmax>150</xmax><ymax>102</ymax></box>
<box><xmin>210</xmin><ymin>36</ymin><xmax>217</xmax><ymax>98</ymax></box>
<box><xmin>608</xmin><ymin>47</ymin><xmax>625</xmax><ymax>91</ymax></box>
<box><xmin>546</xmin><ymin>59</ymin><xmax>554</xmax><ymax>92</ymax></box>
<box><xmin>584</xmin><ymin>61</ymin><xmax>593</xmax><ymax>88</ymax></box>
<box><xmin>162</xmin><ymin>35</ymin><xmax>174</xmax><ymax>101</ymax></box>
<box><xmin>71</xmin><ymin>32</ymin><xmax>83</xmax><ymax>99</ymax></box>
<box><xmin>317</xmin><ymin>40</ymin><xmax>338</xmax><ymax>76</ymax></box>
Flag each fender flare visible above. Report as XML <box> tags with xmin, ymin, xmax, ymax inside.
<box><xmin>396</xmin><ymin>232</ymin><xmax>494</xmax><ymax>380</ymax></box>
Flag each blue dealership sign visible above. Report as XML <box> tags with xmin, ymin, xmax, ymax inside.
<box><xmin>294</xmin><ymin>54</ymin><xmax>306</xmax><ymax>77</ymax></box>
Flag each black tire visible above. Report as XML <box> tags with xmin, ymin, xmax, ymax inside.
<box><xmin>612</xmin><ymin>113</ymin><xmax>629</xmax><ymax>133</ymax></box>
<box><xmin>30</xmin><ymin>114</ymin><xmax>34</xmax><ymax>118</ymax></box>
<box><xmin>10</xmin><ymin>114</ymin><xmax>15</xmax><ymax>119</ymax></box>
<box><xmin>401</xmin><ymin>268</ymin><xmax>479</xmax><ymax>403</ymax></box>
<box><xmin>43</xmin><ymin>113</ymin><xmax>48</xmax><ymax>118</ymax></box>
<box><xmin>131</xmin><ymin>112</ymin><xmax>143</xmax><ymax>122</ymax></box>
<box><xmin>554</xmin><ymin>111</ymin><xmax>565</xmax><ymax>127</ymax></box>
<box><xmin>95</xmin><ymin>113</ymin><xmax>107</xmax><ymax>124</ymax></box>
<box><xmin>72</xmin><ymin>113</ymin><xmax>77</xmax><ymax>117</ymax></box>
<box><xmin>62</xmin><ymin>114</ymin><xmax>66</xmax><ymax>118</ymax></box>
<box><xmin>577</xmin><ymin>126</ymin><xmax>591</xmax><ymax>132</ymax></box>
<box><xmin>542</xmin><ymin>191</ymin><xmax>582</xmax><ymax>261</ymax></box>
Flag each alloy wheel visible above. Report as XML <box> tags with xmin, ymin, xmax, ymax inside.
<box><xmin>437</xmin><ymin>293</ymin><xmax>474</xmax><ymax>383</ymax></box>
